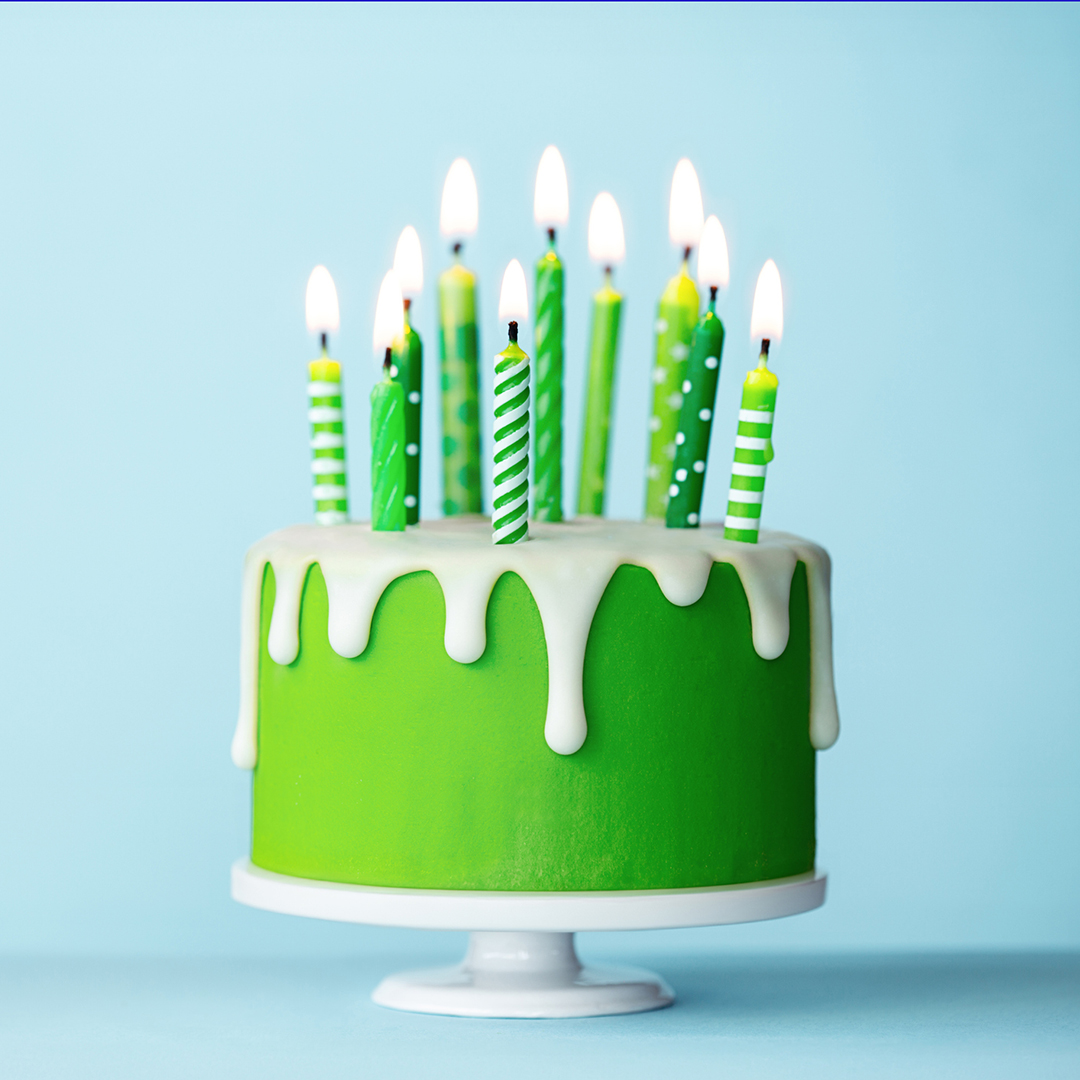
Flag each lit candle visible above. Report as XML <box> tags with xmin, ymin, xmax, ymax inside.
<box><xmin>532</xmin><ymin>145</ymin><xmax>568</xmax><ymax>523</ymax></box>
<box><xmin>724</xmin><ymin>259</ymin><xmax>783</xmax><ymax>543</ymax></box>
<box><xmin>392</xmin><ymin>225</ymin><xmax>424</xmax><ymax>525</ymax></box>
<box><xmin>667</xmin><ymin>215</ymin><xmax>729</xmax><ymax>528</ymax></box>
<box><xmin>492</xmin><ymin>260</ymin><xmax>530</xmax><ymax>545</ymax></box>
<box><xmin>370</xmin><ymin>270</ymin><xmax>407</xmax><ymax>532</ymax></box>
<box><xmin>644</xmin><ymin>158</ymin><xmax>704</xmax><ymax>521</ymax></box>
<box><xmin>576</xmin><ymin>192</ymin><xmax>625</xmax><ymax>517</ymax></box>
<box><xmin>305</xmin><ymin>265</ymin><xmax>348</xmax><ymax>525</ymax></box>
<box><xmin>438</xmin><ymin>158</ymin><xmax>482</xmax><ymax>517</ymax></box>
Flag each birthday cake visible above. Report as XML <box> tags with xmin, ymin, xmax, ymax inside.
<box><xmin>231</xmin><ymin>518</ymin><xmax>838</xmax><ymax>892</ymax></box>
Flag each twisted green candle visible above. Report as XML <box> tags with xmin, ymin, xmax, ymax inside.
<box><xmin>370</xmin><ymin>352</ymin><xmax>407</xmax><ymax>532</ymax></box>
<box><xmin>392</xmin><ymin>300</ymin><xmax>422</xmax><ymax>525</ymax></box>
<box><xmin>532</xmin><ymin>230</ymin><xmax>563</xmax><ymax>522</ymax></box>
<box><xmin>645</xmin><ymin>257</ymin><xmax>700</xmax><ymax>520</ymax></box>
<box><xmin>666</xmin><ymin>288</ymin><xmax>725</xmax><ymax>528</ymax></box>
<box><xmin>724</xmin><ymin>343</ymin><xmax>778</xmax><ymax>543</ymax></box>
<box><xmin>308</xmin><ymin>344</ymin><xmax>348</xmax><ymax>525</ymax></box>
<box><xmin>492</xmin><ymin>323</ymin><xmax>530</xmax><ymax>545</ymax></box>
<box><xmin>438</xmin><ymin>247</ymin><xmax>481</xmax><ymax>516</ymax></box>
<box><xmin>577</xmin><ymin>270</ymin><xmax>623</xmax><ymax>516</ymax></box>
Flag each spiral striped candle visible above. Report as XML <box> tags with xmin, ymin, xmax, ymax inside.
<box><xmin>724</xmin><ymin>352</ymin><xmax>777</xmax><ymax>543</ymax></box>
<box><xmin>308</xmin><ymin>356</ymin><xmax>348</xmax><ymax>525</ymax></box>
<box><xmin>492</xmin><ymin>330</ymin><xmax>530</xmax><ymax>545</ymax></box>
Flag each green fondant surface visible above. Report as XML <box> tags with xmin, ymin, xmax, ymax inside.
<box><xmin>252</xmin><ymin>561</ymin><xmax>815</xmax><ymax>891</ymax></box>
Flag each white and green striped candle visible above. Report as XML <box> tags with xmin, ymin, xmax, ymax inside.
<box><xmin>492</xmin><ymin>259</ymin><xmax>530</xmax><ymax>545</ymax></box>
<box><xmin>725</xmin><ymin>260</ymin><xmax>783</xmax><ymax>543</ymax></box>
<box><xmin>305</xmin><ymin>265</ymin><xmax>348</xmax><ymax>525</ymax></box>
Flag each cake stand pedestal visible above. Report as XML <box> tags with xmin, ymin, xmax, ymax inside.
<box><xmin>232</xmin><ymin>858</ymin><xmax>826</xmax><ymax>1018</ymax></box>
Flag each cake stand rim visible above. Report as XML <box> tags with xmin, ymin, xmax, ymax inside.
<box><xmin>231</xmin><ymin>858</ymin><xmax>826</xmax><ymax>931</ymax></box>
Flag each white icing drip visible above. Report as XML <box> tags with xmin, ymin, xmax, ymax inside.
<box><xmin>231</xmin><ymin>520</ymin><xmax>840</xmax><ymax>768</ymax></box>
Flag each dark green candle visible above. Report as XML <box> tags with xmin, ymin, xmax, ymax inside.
<box><xmin>533</xmin><ymin>232</ymin><xmax>564</xmax><ymax>522</ymax></box>
<box><xmin>666</xmin><ymin>288</ymin><xmax>725</xmax><ymax>528</ymax></box>
<box><xmin>370</xmin><ymin>354</ymin><xmax>407</xmax><ymax>532</ymax></box>
<box><xmin>392</xmin><ymin>300</ymin><xmax>422</xmax><ymax>525</ymax></box>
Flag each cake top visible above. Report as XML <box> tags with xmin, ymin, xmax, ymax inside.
<box><xmin>232</xmin><ymin>519</ymin><xmax>838</xmax><ymax>768</ymax></box>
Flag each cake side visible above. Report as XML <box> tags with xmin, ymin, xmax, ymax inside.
<box><xmin>249</xmin><ymin>555</ymin><xmax>816</xmax><ymax>891</ymax></box>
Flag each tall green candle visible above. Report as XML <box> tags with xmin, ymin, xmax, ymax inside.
<box><xmin>392</xmin><ymin>226</ymin><xmax>424</xmax><ymax>525</ymax></box>
<box><xmin>725</xmin><ymin>260</ymin><xmax>784</xmax><ymax>544</ymax></box>
<box><xmin>371</xmin><ymin>271</ymin><xmax>407</xmax><ymax>532</ymax></box>
<box><xmin>532</xmin><ymin>145</ymin><xmax>568</xmax><ymax>522</ymax></box>
<box><xmin>645</xmin><ymin>158</ymin><xmax>705</xmax><ymax>521</ymax></box>
<box><xmin>304</xmin><ymin>264</ymin><xmax>348</xmax><ymax>525</ymax></box>
<box><xmin>667</xmin><ymin>215</ymin><xmax>730</xmax><ymax>529</ymax></box>
<box><xmin>438</xmin><ymin>158</ymin><xmax>482</xmax><ymax>517</ymax></box>
<box><xmin>577</xmin><ymin>192</ymin><xmax>626</xmax><ymax>517</ymax></box>
<box><xmin>492</xmin><ymin>260</ymin><xmax>530</xmax><ymax>545</ymax></box>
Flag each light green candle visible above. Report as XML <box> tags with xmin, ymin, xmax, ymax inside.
<box><xmin>577</xmin><ymin>191</ymin><xmax>626</xmax><ymax>517</ymax></box>
<box><xmin>725</xmin><ymin>259</ymin><xmax>784</xmax><ymax>544</ymax></box>
<box><xmin>392</xmin><ymin>300</ymin><xmax>422</xmax><ymax>525</ymax></box>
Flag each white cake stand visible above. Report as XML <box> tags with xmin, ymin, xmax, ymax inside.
<box><xmin>232</xmin><ymin>859</ymin><xmax>826</xmax><ymax>1018</ymax></box>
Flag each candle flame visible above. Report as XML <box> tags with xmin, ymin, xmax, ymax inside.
<box><xmin>534</xmin><ymin>145</ymin><xmax>569</xmax><ymax>227</ymax></box>
<box><xmin>750</xmin><ymin>259</ymin><xmax>784</xmax><ymax>344</ymax></box>
<box><xmin>440</xmin><ymin>158</ymin><xmax>478</xmax><ymax>238</ymax></box>
<box><xmin>498</xmin><ymin>259</ymin><xmax>529</xmax><ymax>323</ymax></box>
<box><xmin>373</xmin><ymin>269</ymin><xmax>405</xmax><ymax>356</ymax></box>
<box><xmin>669</xmin><ymin>158</ymin><xmax>704</xmax><ymax>248</ymax></box>
<box><xmin>393</xmin><ymin>225</ymin><xmax>423</xmax><ymax>298</ymax></box>
<box><xmin>305</xmin><ymin>265</ymin><xmax>340</xmax><ymax>334</ymax></box>
<box><xmin>697</xmin><ymin>215</ymin><xmax>730</xmax><ymax>289</ymax></box>
<box><xmin>587</xmin><ymin>192</ymin><xmax>625</xmax><ymax>264</ymax></box>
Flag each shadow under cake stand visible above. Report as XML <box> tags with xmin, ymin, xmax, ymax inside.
<box><xmin>232</xmin><ymin>859</ymin><xmax>825</xmax><ymax>1018</ymax></box>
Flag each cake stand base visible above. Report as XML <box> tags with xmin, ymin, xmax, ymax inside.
<box><xmin>372</xmin><ymin>931</ymin><xmax>673</xmax><ymax>1018</ymax></box>
<box><xmin>232</xmin><ymin>859</ymin><xmax>826</xmax><ymax>1018</ymax></box>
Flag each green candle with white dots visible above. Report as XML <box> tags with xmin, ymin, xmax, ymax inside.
<box><xmin>645</xmin><ymin>159</ymin><xmax>704</xmax><ymax>521</ymax></box>
<box><xmin>667</xmin><ymin>216</ymin><xmax>729</xmax><ymax>529</ymax></box>
<box><xmin>392</xmin><ymin>226</ymin><xmax>424</xmax><ymax>525</ymax></box>
<box><xmin>725</xmin><ymin>260</ymin><xmax>784</xmax><ymax>543</ymax></box>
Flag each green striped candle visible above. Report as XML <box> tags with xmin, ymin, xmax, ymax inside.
<box><xmin>725</xmin><ymin>259</ymin><xmax>784</xmax><ymax>543</ymax></box>
<box><xmin>304</xmin><ymin>264</ymin><xmax>347</xmax><ymax>525</ymax></box>
<box><xmin>493</xmin><ymin>260</ymin><xmax>530</xmax><ymax>545</ymax></box>
<box><xmin>532</xmin><ymin>146</ymin><xmax>568</xmax><ymax>523</ymax></box>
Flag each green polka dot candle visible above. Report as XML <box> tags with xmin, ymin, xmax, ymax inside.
<box><xmin>666</xmin><ymin>216</ymin><xmax>730</xmax><ymax>529</ymax></box>
<box><xmin>725</xmin><ymin>260</ymin><xmax>784</xmax><ymax>543</ymax></box>
<box><xmin>304</xmin><ymin>265</ymin><xmax>348</xmax><ymax>526</ymax></box>
<box><xmin>392</xmin><ymin>226</ymin><xmax>424</xmax><ymax>525</ymax></box>
<box><xmin>438</xmin><ymin>158</ymin><xmax>482</xmax><ymax>517</ymax></box>
<box><xmin>492</xmin><ymin>260</ymin><xmax>530</xmax><ymax>545</ymax></box>
<box><xmin>532</xmin><ymin>146</ymin><xmax>568</xmax><ymax>523</ymax></box>
<box><xmin>371</xmin><ymin>270</ymin><xmax>407</xmax><ymax>533</ymax></box>
<box><xmin>645</xmin><ymin>159</ymin><xmax>704</xmax><ymax>521</ymax></box>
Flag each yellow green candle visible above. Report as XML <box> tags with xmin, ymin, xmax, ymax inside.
<box><xmin>645</xmin><ymin>158</ymin><xmax>705</xmax><ymax>521</ymax></box>
<box><xmin>577</xmin><ymin>192</ymin><xmax>626</xmax><ymax>517</ymax></box>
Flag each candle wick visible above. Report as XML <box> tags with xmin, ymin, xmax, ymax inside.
<box><xmin>508</xmin><ymin>320</ymin><xmax>518</xmax><ymax>343</ymax></box>
<box><xmin>710</xmin><ymin>286</ymin><xmax>718</xmax><ymax>303</ymax></box>
<box><xmin>320</xmin><ymin>332</ymin><xmax>328</xmax><ymax>353</ymax></box>
<box><xmin>760</xmin><ymin>339</ymin><xmax>771</xmax><ymax>363</ymax></box>
<box><xmin>683</xmin><ymin>246</ymin><xmax>692</xmax><ymax>263</ymax></box>
<box><xmin>547</xmin><ymin>227</ymin><xmax>555</xmax><ymax>244</ymax></box>
<box><xmin>604</xmin><ymin>266</ymin><xmax>613</xmax><ymax>283</ymax></box>
<box><xmin>384</xmin><ymin>347</ymin><xmax>393</xmax><ymax>374</ymax></box>
<box><xmin>452</xmin><ymin>241</ymin><xmax>462</xmax><ymax>257</ymax></box>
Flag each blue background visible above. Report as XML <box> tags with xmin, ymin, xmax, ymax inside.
<box><xmin>0</xmin><ymin>0</ymin><xmax>1077</xmax><ymax>974</ymax></box>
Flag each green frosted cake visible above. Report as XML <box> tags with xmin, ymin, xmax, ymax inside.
<box><xmin>232</xmin><ymin>518</ymin><xmax>838</xmax><ymax>893</ymax></box>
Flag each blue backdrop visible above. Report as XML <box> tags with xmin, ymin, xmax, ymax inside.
<box><xmin>0</xmin><ymin>2</ymin><xmax>1076</xmax><ymax>956</ymax></box>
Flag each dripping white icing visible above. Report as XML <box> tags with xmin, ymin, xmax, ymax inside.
<box><xmin>231</xmin><ymin>519</ymin><xmax>840</xmax><ymax>768</ymax></box>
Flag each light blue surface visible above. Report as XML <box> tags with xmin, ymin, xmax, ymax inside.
<box><xmin>0</xmin><ymin>0</ymin><xmax>1077</xmax><ymax>967</ymax></box>
<box><xmin>1</xmin><ymin>951</ymin><xmax>1077</xmax><ymax>1078</ymax></box>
